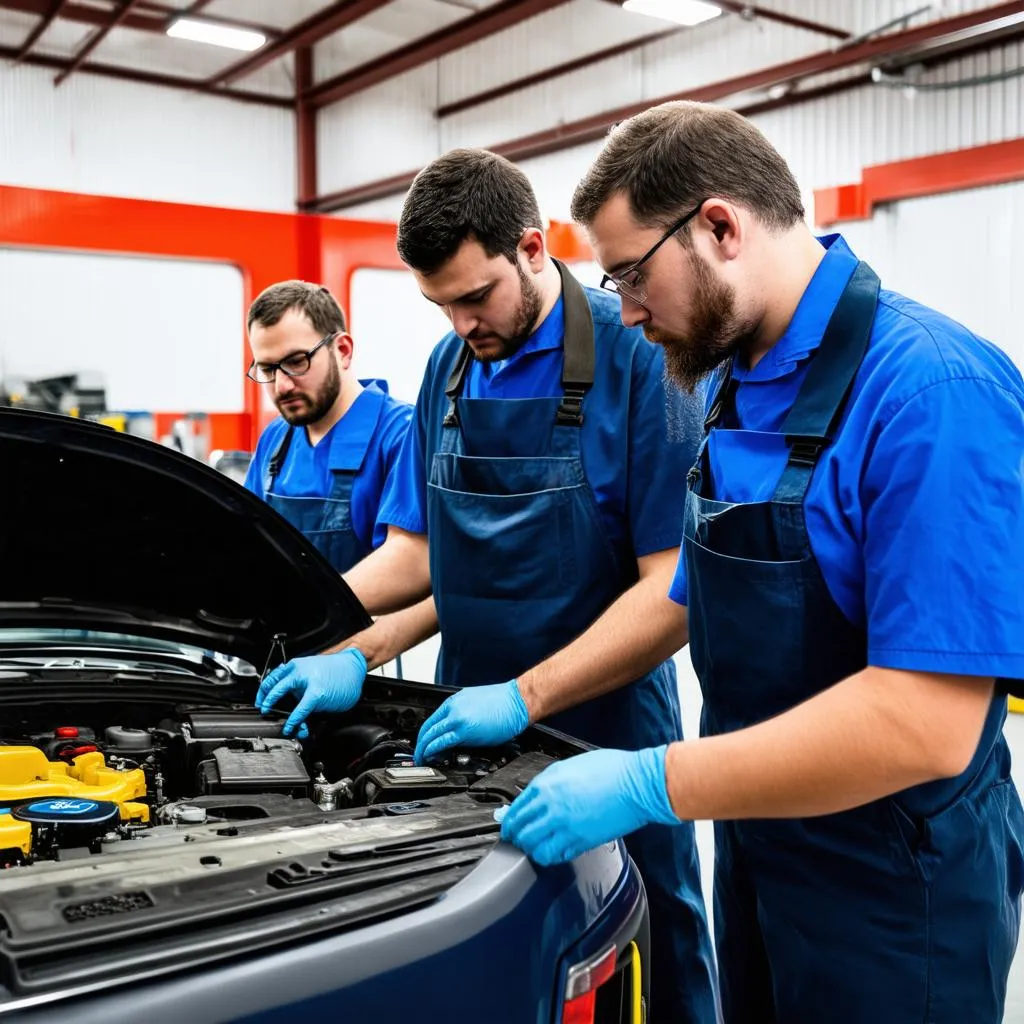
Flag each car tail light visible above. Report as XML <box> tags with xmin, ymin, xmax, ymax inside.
<box><xmin>562</xmin><ymin>945</ymin><xmax>617</xmax><ymax>1024</ymax></box>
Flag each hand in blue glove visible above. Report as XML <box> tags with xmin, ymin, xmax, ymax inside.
<box><xmin>256</xmin><ymin>648</ymin><xmax>367</xmax><ymax>738</ymax></box>
<box><xmin>414</xmin><ymin>680</ymin><xmax>530</xmax><ymax>765</ymax></box>
<box><xmin>494</xmin><ymin>746</ymin><xmax>678</xmax><ymax>866</ymax></box>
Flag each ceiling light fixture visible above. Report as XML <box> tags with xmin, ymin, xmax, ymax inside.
<box><xmin>166</xmin><ymin>17</ymin><xmax>266</xmax><ymax>52</ymax></box>
<box><xmin>621</xmin><ymin>0</ymin><xmax>723</xmax><ymax>27</ymax></box>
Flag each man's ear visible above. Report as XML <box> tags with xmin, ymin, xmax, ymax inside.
<box><xmin>698</xmin><ymin>199</ymin><xmax>743</xmax><ymax>262</ymax></box>
<box><xmin>519</xmin><ymin>226</ymin><xmax>547</xmax><ymax>272</ymax></box>
<box><xmin>333</xmin><ymin>332</ymin><xmax>355</xmax><ymax>369</ymax></box>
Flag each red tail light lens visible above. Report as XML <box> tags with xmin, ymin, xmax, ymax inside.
<box><xmin>562</xmin><ymin>944</ymin><xmax>617</xmax><ymax>1024</ymax></box>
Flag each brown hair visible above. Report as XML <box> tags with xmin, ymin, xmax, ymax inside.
<box><xmin>247</xmin><ymin>280</ymin><xmax>346</xmax><ymax>336</ymax></box>
<box><xmin>571</xmin><ymin>101</ymin><xmax>804</xmax><ymax>234</ymax></box>
<box><xmin>397</xmin><ymin>148</ymin><xmax>543</xmax><ymax>273</ymax></box>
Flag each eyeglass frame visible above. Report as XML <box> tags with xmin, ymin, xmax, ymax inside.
<box><xmin>246</xmin><ymin>331</ymin><xmax>339</xmax><ymax>383</ymax></box>
<box><xmin>599</xmin><ymin>200</ymin><xmax>706</xmax><ymax>305</ymax></box>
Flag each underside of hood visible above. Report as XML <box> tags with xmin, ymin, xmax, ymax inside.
<box><xmin>0</xmin><ymin>409</ymin><xmax>372</xmax><ymax>666</ymax></box>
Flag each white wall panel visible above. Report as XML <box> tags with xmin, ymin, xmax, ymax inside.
<box><xmin>347</xmin><ymin>266</ymin><xmax>453</xmax><ymax>683</ymax></box>
<box><xmin>348</xmin><ymin>267</ymin><xmax>450</xmax><ymax>404</ymax></box>
<box><xmin>839</xmin><ymin>180</ymin><xmax>1024</xmax><ymax>372</ymax></box>
<box><xmin>316</xmin><ymin>64</ymin><xmax>439</xmax><ymax>193</ymax></box>
<box><xmin>0</xmin><ymin>249</ymin><xmax>245</xmax><ymax>412</ymax></box>
<box><xmin>0</xmin><ymin>63</ymin><xmax>296</xmax><ymax>211</ymax></box>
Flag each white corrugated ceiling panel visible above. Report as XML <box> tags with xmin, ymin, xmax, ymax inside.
<box><xmin>0</xmin><ymin>10</ymin><xmax>93</xmax><ymax>52</ymax></box>
<box><xmin>314</xmin><ymin>0</ymin><xmax>501</xmax><ymax>82</ymax></box>
<box><xmin>437</xmin><ymin>0</ymin><xmax>661</xmax><ymax>107</ymax></box>
<box><xmin>207</xmin><ymin>0</ymin><xmax>340</xmax><ymax>31</ymax></box>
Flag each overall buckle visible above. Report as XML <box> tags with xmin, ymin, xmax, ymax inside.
<box><xmin>786</xmin><ymin>435</ymin><xmax>828</xmax><ymax>467</ymax></box>
<box><xmin>556</xmin><ymin>386</ymin><xmax>586</xmax><ymax>427</ymax></box>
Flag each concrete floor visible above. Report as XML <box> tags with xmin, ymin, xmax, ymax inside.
<box><xmin>674</xmin><ymin>659</ymin><xmax>1024</xmax><ymax>1022</ymax></box>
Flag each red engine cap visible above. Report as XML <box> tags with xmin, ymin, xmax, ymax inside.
<box><xmin>55</xmin><ymin>726</ymin><xmax>79</xmax><ymax>738</ymax></box>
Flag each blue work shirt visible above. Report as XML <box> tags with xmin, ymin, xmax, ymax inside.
<box><xmin>670</xmin><ymin>235</ymin><xmax>1024</xmax><ymax>681</ymax></box>
<box><xmin>379</xmin><ymin>287</ymin><xmax>703</xmax><ymax>559</ymax></box>
<box><xmin>245</xmin><ymin>380</ymin><xmax>413</xmax><ymax>552</ymax></box>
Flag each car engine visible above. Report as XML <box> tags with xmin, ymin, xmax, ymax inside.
<box><xmin>0</xmin><ymin>705</ymin><xmax>525</xmax><ymax>869</ymax></box>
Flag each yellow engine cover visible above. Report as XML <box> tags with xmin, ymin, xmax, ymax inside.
<box><xmin>0</xmin><ymin>746</ymin><xmax>150</xmax><ymax>859</ymax></box>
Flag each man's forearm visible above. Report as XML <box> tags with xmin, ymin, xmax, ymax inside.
<box><xmin>343</xmin><ymin>597</ymin><xmax>439</xmax><ymax>671</ymax></box>
<box><xmin>342</xmin><ymin>527</ymin><xmax>431</xmax><ymax>616</ymax></box>
<box><xmin>517</xmin><ymin>548</ymin><xmax>687</xmax><ymax>721</ymax></box>
<box><xmin>665</xmin><ymin>667</ymin><xmax>995</xmax><ymax>820</ymax></box>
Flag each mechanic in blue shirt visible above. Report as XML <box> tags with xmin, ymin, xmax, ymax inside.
<box><xmin>256</xmin><ymin>150</ymin><xmax>718</xmax><ymax>1024</ymax></box>
<box><xmin>495</xmin><ymin>101</ymin><xmax>1024</xmax><ymax>1023</ymax></box>
<box><xmin>244</xmin><ymin>280</ymin><xmax>412</xmax><ymax>574</ymax></box>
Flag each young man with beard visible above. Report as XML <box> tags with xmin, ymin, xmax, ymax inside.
<box><xmin>494</xmin><ymin>101</ymin><xmax>1024</xmax><ymax>1023</ymax></box>
<box><xmin>255</xmin><ymin>149</ymin><xmax>719</xmax><ymax>1024</ymax></box>
<box><xmin>244</xmin><ymin>280</ymin><xmax>412</xmax><ymax>575</ymax></box>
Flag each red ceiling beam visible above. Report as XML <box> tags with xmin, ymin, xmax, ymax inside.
<box><xmin>205</xmin><ymin>0</ymin><xmax>393</xmax><ymax>88</ymax></box>
<box><xmin>438</xmin><ymin>27</ymin><xmax>682</xmax><ymax>118</ymax></box>
<box><xmin>14</xmin><ymin>0</ymin><xmax>67</xmax><ymax>61</ymax></box>
<box><xmin>306</xmin><ymin>0</ymin><xmax>1024</xmax><ymax>212</ymax></box>
<box><xmin>0</xmin><ymin>0</ymin><xmax>281</xmax><ymax>39</ymax></box>
<box><xmin>303</xmin><ymin>0</ymin><xmax>575</xmax><ymax>110</ymax></box>
<box><xmin>0</xmin><ymin>43</ymin><xmax>292</xmax><ymax>106</ymax></box>
<box><xmin>296</xmin><ymin>47</ymin><xmax>318</xmax><ymax>209</ymax></box>
<box><xmin>0</xmin><ymin>0</ymin><xmax>280</xmax><ymax>38</ymax></box>
<box><xmin>713</xmin><ymin>1</ymin><xmax>850</xmax><ymax>40</ymax></box>
<box><xmin>55</xmin><ymin>0</ymin><xmax>147</xmax><ymax>86</ymax></box>
<box><xmin>438</xmin><ymin>2</ymin><xmax>854</xmax><ymax>120</ymax></box>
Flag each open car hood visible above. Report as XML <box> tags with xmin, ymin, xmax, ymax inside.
<box><xmin>0</xmin><ymin>408</ymin><xmax>371</xmax><ymax>665</ymax></box>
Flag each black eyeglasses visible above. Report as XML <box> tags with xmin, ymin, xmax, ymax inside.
<box><xmin>247</xmin><ymin>332</ymin><xmax>337</xmax><ymax>383</ymax></box>
<box><xmin>599</xmin><ymin>200</ymin><xmax>705</xmax><ymax>305</ymax></box>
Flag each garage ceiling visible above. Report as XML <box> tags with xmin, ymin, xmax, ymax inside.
<box><xmin>1</xmin><ymin>0</ymin><xmax>1022</xmax><ymax>211</ymax></box>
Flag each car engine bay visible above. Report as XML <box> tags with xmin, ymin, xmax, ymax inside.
<box><xmin>0</xmin><ymin>695</ymin><xmax>555</xmax><ymax>869</ymax></box>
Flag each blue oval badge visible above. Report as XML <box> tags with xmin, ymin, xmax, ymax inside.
<box><xmin>27</xmin><ymin>799</ymin><xmax>99</xmax><ymax>815</ymax></box>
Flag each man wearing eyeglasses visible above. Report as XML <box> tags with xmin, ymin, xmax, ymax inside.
<box><xmin>243</xmin><ymin>280</ymin><xmax>412</xmax><ymax>575</ymax></box>
<box><xmin>488</xmin><ymin>102</ymin><xmax>1024</xmax><ymax>1023</ymax></box>
<box><xmin>256</xmin><ymin>150</ymin><xmax>718</xmax><ymax>1024</ymax></box>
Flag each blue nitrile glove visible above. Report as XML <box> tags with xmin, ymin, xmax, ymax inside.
<box><xmin>414</xmin><ymin>680</ymin><xmax>530</xmax><ymax>765</ymax></box>
<box><xmin>256</xmin><ymin>648</ymin><xmax>367</xmax><ymax>738</ymax></box>
<box><xmin>494</xmin><ymin>745</ymin><xmax>678</xmax><ymax>866</ymax></box>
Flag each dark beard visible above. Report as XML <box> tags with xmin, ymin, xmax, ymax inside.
<box><xmin>648</xmin><ymin>251</ymin><xmax>758</xmax><ymax>394</ymax></box>
<box><xmin>470</xmin><ymin>263</ymin><xmax>545</xmax><ymax>363</ymax></box>
<box><xmin>277</xmin><ymin>353</ymin><xmax>341</xmax><ymax>425</ymax></box>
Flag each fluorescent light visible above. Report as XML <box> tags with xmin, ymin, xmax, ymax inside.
<box><xmin>166</xmin><ymin>17</ymin><xmax>266</xmax><ymax>52</ymax></box>
<box><xmin>622</xmin><ymin>0</ymin><xmax>722</xmax><ymax>27</ymax></box>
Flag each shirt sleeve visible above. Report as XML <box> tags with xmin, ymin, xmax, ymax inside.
<box><xmin>864</xmin><ymin>377</ymin><xmax>1024</xmax><ymax>679</ymax></box>
<box><xmin>627</xmin><ymin>341</ymin><xmax>705</xmax><ymax>559</ymax></box>
<box><xmin>376</xmin><ymin>362</ymin><xmax>434</xmax><ymax>536</ymax></box>
<box><xmin>243</xmin><ymin>426</ymin><xmax>274</xmax><ymax>498</ymax></box>
<box><xmin>668</xmin><ymin>545</ymin><xmax>689</xmax><ymax>606</ymax></box>
<box><xmin>370</xmin><ymin>401</ymin><xmax>415</xmax><ymax>548</ymax></box>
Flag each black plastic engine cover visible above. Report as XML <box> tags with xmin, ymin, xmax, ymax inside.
<box><xmin>199</xmin><ymin>741</ymin><xmax>309</xmax><ymax>798</ymax></box>
<box><xmin>181</xmin><ymin>709</ymin><xmax>287</xmax><ymax>740</ymax></box>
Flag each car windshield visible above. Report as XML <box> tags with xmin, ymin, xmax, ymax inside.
<box><xmin>0</xmin><ymin>629</ymin><xmax>258</xmax><ymax>677</ymax></box>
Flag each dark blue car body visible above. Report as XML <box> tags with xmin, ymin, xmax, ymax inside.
<box><xmin>0</xmin><ymin>410</ymin><xmax>650</xmax><ymax>1024</ymax></box>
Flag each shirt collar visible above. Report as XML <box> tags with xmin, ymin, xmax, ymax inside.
<box><xmin>325</xmin><ymin>382</ymin><xmax>387</xmax><ymax>471</ymax></box>
<box><xmin>483</xmin><ymin>295</ymin><xmax>565</xmax><ymax>378</ymax></box>
<box><xmin>733</xmin><ymin>233</ymin><xmax>859</xmax><ymax>383</ymax></box>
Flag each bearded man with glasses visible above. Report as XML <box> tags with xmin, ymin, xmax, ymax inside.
<box><xmin>244</xmin><ymin>280</ymin><xmax>413</xmax><ymax>576</ymax></box>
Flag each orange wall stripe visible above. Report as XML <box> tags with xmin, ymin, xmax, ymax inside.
<box><xmin>815</xmin><ymin>137</ymin><xmax>1024</xmax><ymax>227</ymax></box>
<box><xmin>0</xmin><ymin>185</ymin><xmax>594</xmax><ymax>449</ymax></box>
